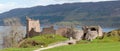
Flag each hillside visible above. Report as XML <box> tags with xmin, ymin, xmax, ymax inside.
<box><xmin>0</xmin><ymin>1</ymin><xmax>120</xmax><ymax>28</ymax></box>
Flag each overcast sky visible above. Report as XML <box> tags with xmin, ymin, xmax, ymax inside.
<box><xmin>0</xmin><ymin>0</ymin><xmax>115</xmax><ymax>13</ymax></box>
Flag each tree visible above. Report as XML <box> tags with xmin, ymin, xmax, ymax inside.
<box><xmin>2</xmin><ymin>17</ymin><xmax>25</xmax><ymax>48</ymax></box>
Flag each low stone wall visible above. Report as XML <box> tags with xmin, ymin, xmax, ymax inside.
<box><xmin>41</xmin><ymin>26</ymin><xmax>56</xmax><ymax>34</ymax></box>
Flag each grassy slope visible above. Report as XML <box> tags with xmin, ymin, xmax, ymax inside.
<box><xmin>1</xmin><ymin>42</ymin><xmax>120</xmax><ymax>51</ymax></box>
<box><xmin>43</xmin><ymin>36</ymin><xmax>120</xmax><ymax>51</ymax></box>
<box><xmin>1</xmin><ymin>29</ymin><xmax>120</xmax><ymax>51</ymax></box>
<box><xmin>0</xmin><ymin>34</ymin><xmax>67</xmax><ymax>51</ymax></box>
<box><xmin>20</xmin><ymin>34</ymin><xmax>67</xmax><ymax>48</ymax></box>
<box><xmin>43</xmin><ymin>42</ymin><xmax>120</xmax><ymax>51</ymax></box>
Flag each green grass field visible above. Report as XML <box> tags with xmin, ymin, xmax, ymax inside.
<box><xmin>43</xmin><ymin>35</ymin><xmax>120</xmax><ymax>51</ymax></box>
<box><xmin>43</xmin><ymin>42</ymin><xmax>120</xmax><ymax>51</ymax></box>
<box><xmin>1</xmin><ymin>30</ymin><xmax>120</xmax><ymax>51</ymax></box>
<box><xmin>0</xmin><ymin>48</ymin><xmax>37</xmax><ymax>51</ymax></box>
<box><xmin>1</xmin><ymin>42</ymin><xmax>120</xmax><ymax>51</ymax></box>
<box><xmin>0</xmin><ymin>34</ymin><xmax>67</xmax><ymax>51</ymax></box>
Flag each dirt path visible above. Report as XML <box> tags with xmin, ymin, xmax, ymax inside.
<box><xmin>34</xmin><ymin>39</ymin><xmax>76</xmax><ymax>51</ymax></box>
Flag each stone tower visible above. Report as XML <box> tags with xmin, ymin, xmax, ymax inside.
<box><xmin>98</xmin><ymin>26</ymin><xmax>103</xmax><ymax>37</ymax></box>
<box><xmin>26</xmin><ymin>17</ymin><xmax>41</xmax><ymax>37</ymax></box>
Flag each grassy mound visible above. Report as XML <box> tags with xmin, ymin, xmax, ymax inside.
<box><xmin>107</xmin><ymin>29</ymin><xmax>120</xmax><ymax>37</ymax></box>
<box><xmin>104</xmin><ymin>29</ymin><xmax>120</xmax><ymax>42</ymax></box>
<box><xmin>1</xmin><ymin>34</ymin><xmax>67</xmax><ymax>51</ymax></box>
<box><xmin>19</xmin><ymin>34</ymin><xmax>67</xmax><ymax>48</ymax></box>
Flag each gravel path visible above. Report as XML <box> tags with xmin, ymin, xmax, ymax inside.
<box><xmin>34</xmin><ymin>39</ymin><xmax>76</xmax><ymax>51</ymax></box>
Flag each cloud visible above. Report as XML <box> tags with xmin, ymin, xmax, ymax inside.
<box><xmin>0</xmin><ymin>2</ymin><xmax>30</xmax><ymax>13</ymax></box>
<box><xmin>0</xmin><ymin>2</ymin><xmax>23</xmax><ymax>13</ymax></box>
<box><xmin>0</xmin><ymin>2</ymin><xmax>14</xmax><ymax>13</ymax></box>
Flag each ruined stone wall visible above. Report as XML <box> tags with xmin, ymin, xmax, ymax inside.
<box><xmin>26</xmin><ymin>17</ymin><xmax>41</xmax><ymax>37</ymax></box>
<box><xmin>41</xmin><ymin>26</ymin><xmax>56</xmax><ymax>34</ymax></box>
<box><xmin>98</xmin><ymin>26</ymin><xmax>103</xmax><ymax>37</ymax></box>
<box><xmin>72</xmin><ymin>30</ymin><xmax>84</xmax><ymax>41</ymax></box>
<box><xmin>82</xmin><ymin>26</ymin><xmax>103</xmax><ymax>41</ymax></box>
<box><xmin>25</xmin><ymin>17</ymin><xmax>103</xmax><ymax>41</ymax></box>
<box><xmin>85</xmin><ymin>29</ymin><xmax>98</xmax><ymax>41</ymax></box>
<box><xmin>56</xmin><ymin>27</ymin><xmax>69</xmax><ymax>37</ymax></box>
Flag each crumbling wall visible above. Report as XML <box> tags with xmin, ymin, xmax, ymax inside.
<box><xmin>41</xmin><ymin>26</ymin><xmax>56</xmax><ymax>34</ymax></box>
<box><xmin>56</xmin><ymin>27</ymin><xmax>69</xmax><ymax>37</ymax></box>
<box><xmin>98</xmin><ymin>26</ymin><xmax>103</xmax><ymax>37</ymax></box>
<box><xmin>26</xmin><ymin>17</ymin><xmax>103</xmax><ymax>41</ymax></box>
<box><xmin>72</xmin><ymin>30</ymin><xmax>84</xmax><ymax>41</ymax></box>
<box><xmin>82</xmin><ymin>26</ymin><xmax>103</xmax><ymax>41</ymax></box>
<box><xmin>26</xmin><ymin>17</ymin><xmax>41</xmax><ymax>37</ymax></box>
<box><xmin>85</xmin><ymin>29</ymin><xmax>98</xmax><ymax>41</ymax></box>
<box><xmin>28</xmin><ymin>28</ymin><xmax>41</xmax><ymax>37</ymax></box>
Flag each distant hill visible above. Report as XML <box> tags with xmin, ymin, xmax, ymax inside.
<box><xmin>0</xmin><ymin>1</ymin><xmax>120</xmax><ymax>28</ymax></box>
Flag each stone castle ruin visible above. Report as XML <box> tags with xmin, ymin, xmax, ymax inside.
<box><xmin>41</xmin><ymin>26</ymin><xmax>56</xmax><ymax>34</ymax></box>
<box><xmin>26</xmin><ymin>17</ymin><xmax>41</xmax><ymax>37</ymax></box>
<box><xmin>56</xmin><ymin>26</ymin><xmax>103</xmax><ymax>41</ymax></box>
<box><xmin>82</xmin><ymin>26</ymin><xmax>103</xmax><ymax>41</ymax></box>
<box><xmin>26</xmin><ymin>17</ymin><xmax>103</xmax><ymax>41</ymax></box>
<box><xmin>56</xmin><ymin>27</ymin><xmax>69</xmax><ymax>37</ymax></box>
<box><xmin>26</xmin><ymin>17</ymin><xmax>56</xmax><ymax>37</ymax></box>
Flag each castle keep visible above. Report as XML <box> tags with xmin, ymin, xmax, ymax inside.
<box><xmin>26</xmin><ymin>17</ymin><xmax>41</xmax><ymax>37</ymax></box>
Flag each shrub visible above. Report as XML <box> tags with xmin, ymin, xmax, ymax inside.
<box><xmin>19</xmin><ymin>34</ymin><xmax>67</xmax><ymax>48</ymax></box>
